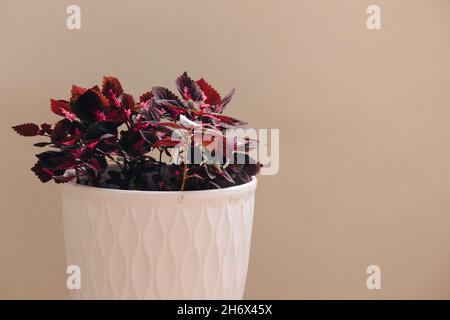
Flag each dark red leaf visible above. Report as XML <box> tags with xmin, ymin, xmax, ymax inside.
<box><xmin>106</xmin><ymin>108</ymin><xmax>128</xmax><ymax>125</ymax></box>
<box><xmin>102</xmin><ymin>76</ymin><xmax>123</xmax><ymax>98</ymax></box>
<box><xmin>31</xmin><ymin>161</ymin><xmax>52</xmax><ymax>183</ymax></box>
<box><xmin>51</xmin><ymin>119</ymin><xmax>71</xmax><ymax>143</ymax></box>
<box><xmin>139</xmin><ymin>91</ymin><xmax>154</xmax><ymax>103</ymax></box>
<box><xmin>94</xmin><ymin>91</ymin><xmax>110</xmax><ymax>108</ymax></box>
<box><xmin>72</xmin><ymin>89</ymin><xmax>104</xmax><ymax>123</ymax></box>
<box><xmin>87</xmin><ymin>155</ymin><xmax>107</xmax><ymax>172</ymax></box>
<box><xmin>33</xmin><ymin>142</ymin><xmax>51</xmax><ymax>147</ymax></box>
<box><xmin>153</xmin><ymin>138</ymin><xmax>181</xmax><ymax>148</ymax></box>
<box><xmin>196</xmin><ymin>78</ymin><xmax>221</xmax><ymax>106</ymax></box>
<box><xmin>71</xmin><ymin>85</ymin><xmax>87</xmax><ymax>100</ymax></box>
<box><xmin>155</xmin><ymin>122</ymin><xmax>183</xmax><ymax>129</ymax></box>
<box><xmin>53</xmin><ymin>175</ymin><xmax>77</xmax><ymax>183</ymax></box>
<box><xmin>12</xmin><ymin>123</ymin><xmax>40</xmax><ymax>136</ymax></box>
<box><xmin>121</xmin><ymin>93</ymin><xmax>135</xmax><ymax>110</ymax></box>
<box><xmin>50</xmin><ymin>99</ymin><xmax>71</xmax><ymax>117</ymax></box>
<box><xmin>83</xmin><ymin>121</ymin><xmax>117</xmax><ymax>141</ymax></box>
<box><xmin>39</xmin><ymin>123</ymin><xmax>52</xmax><ymax>135</ymax></box>
<box><xmin>163</xmin><ymin>104</ymin><xmax>187</xmax><ymax>119</ymax></box>
<box><xmin>119</xmin><ymin>131</ymin><xmax>151</xmax><ymax>156</ymax></box>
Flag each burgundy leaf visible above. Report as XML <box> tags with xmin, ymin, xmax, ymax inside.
<box><xmin>31</xmin><ymin>161</ymin><xmax>53</xmax><ymax>183</ymax></box>
<box><xmin>121</xmin><ymin>93</ymin><xmax>135</xmax><ymax>110</ymax></box>
<box><xmin>83</xmin><ymin>121</ymin><xmax>117</xmax><ymax>141</ymax></box>
<box><xmin>119</xmin><ymin>131</ymin><xmax>150</xmax><ymax>156</ymax></box>
<box><xmin>88</xmin><ymin>155</ymin><xmax>107</xmax><ymax>172</ymax></box>
<box><xmin>51</xmin><ymin>119</ymin><xmax>74</xmax><ymax>143</ymax></box>
<box><xmin>71</xmin><ymin>85</ymin><xmax>87</xmax><ymax>101</ymax></box>
<box><xmin>90</xmin><ymin>87</ymin><xmax>110</xmax><ymax>108</ymax></box>
<box><xmin>53</xmin><ymin>175</ymin><xmax>77</xmax><ymax>183</ymax></box>
<box><xmin>155</xmin><ymin>122</ymin><xmax>183</xmax><ymax>129</ymax></box>
<box><xmin>196</xmin><ymin>78</ymin><xmax>221</xmax><ymax>106</ymax></box>
<box><xmin>72</xmin><ymin>89</ymin><xmax>104</xmax><ymax>123</ymax></box>
<box><xmin>15</xmin><ymin>75</ymin><xmax>261</xmax><ymax>190</ymax></box>
<box><xmin>106</xmin><ymin>108</ymin><xmax>128</xmax><ymax>125</ymax></box>
<box><xmin>153</xmin><ymin>138</ymin><xmax>181</xmax><ymax>148</ymax></box>
<box><xmin>102</xmin><ymin>76</ymin><xmax>123</xmax><ymax>98</ymax></box>
<box><xmin>139</xmin><ymin>91</ymin><xmax>154</xmax><ymax>103</ymax></box>
<box><xmin>50</xmin><ymin>99</ymin><xmax>71</xmax><ymax>117</ymax></box>
<box><xmin>163</xmin><ymin>104</ymin><xmax>187</xmax><ymax>119</ymax></box>
<box><xmin>33</xmin><ymin>142</ymin><xmax>51</xmax><ymax>147</ymax></box>
<box><xmin>12</xmin><ymin>123</ymin><xmax>40</xmax><ymax>136</ymax></box>
<box><xmin>39</xmin><ymin>123</ymin><xmax>52</xmax><ymax>135</ymax></box>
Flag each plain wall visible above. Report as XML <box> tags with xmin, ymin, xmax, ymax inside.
<box><xmin>2</xmin><ymin>0</ymin><xmax>450</xmax><ymax>299</ymax></box>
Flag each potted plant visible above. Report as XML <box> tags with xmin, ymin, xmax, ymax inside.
<box><xmin>12</xmin><ymin>73</ymin><xmax>261</xmax><ymax>299</ymax></box>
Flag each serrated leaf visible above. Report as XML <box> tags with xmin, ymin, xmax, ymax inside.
<box><xmin>31</xmin><ymin>161</ymin><xmax>52</xmax><ymax>183</ymax></box>
<box><xmin>12</xmin><ymin>123</ymin><xmax>40</xmax><ymax>136</ymax></box>
<box><xmin>72</xmin><ymin>89</ymin><xmax>104</xmax><ymax>123</ymax></box>
<box><xmin>50</xmin><ymin>99</ymin><xmax>71</xmax><ymax>117</ymax></box>
<box><xmin>71</xmin><ymin>85</ymin><xmax>87</xmax><ymax>100</ymax></box>
<box><xmin>151</xmin><ymin>86</ymin><xmax>180</xmax><ymax>100</ymax></box>
<box><xmin>139</xmin><ymin>91</ymin><xmax>154</xmax><ymax>103</ymax></box>
<box><xmin>102</xmin><ymin>76</ymin><xmax>123</xmax><ymax>98</ymax></box>
<box><xmin>51</xmin><ymin>118</ymin><xmax>74</xmax><ymax>143</ymax></box>
<box><xmin>176</xmin><ymin>72</ymin><xmax>203</xmax><ymax>102</ymax></box>
<box><xmin>196</xmin><ymin>78</ymin><xmax>221</xmax><ymax>106</ymax></box>
<box><xmin>139</xmin><ymin>98</ymin><xmax>164</xmax><ymax>121</ymax></box>
<box><xmin>39</xmin><ymin>123</ymin><xmax>52</xmax><ymax>135</ymax></box>
<box><xmin>121</xmin><ymin>93</ymin><xmax>135</xmax><ymax>110</ymax></box>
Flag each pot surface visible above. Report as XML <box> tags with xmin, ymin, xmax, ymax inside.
<box><xmin>62</xmin><ymin>178</ymin><xmax>257</xmax><ymax>299</ymax></box>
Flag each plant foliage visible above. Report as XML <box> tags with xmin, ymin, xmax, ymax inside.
<box><xmin>13</xmin><ymin>73</ymin><xmax>261</xmax><ymax>191</ymax></box>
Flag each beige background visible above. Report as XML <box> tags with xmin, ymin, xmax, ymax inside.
<box><xmin>2</xmin><ymin>0</ymin><xmax>450</xmax><ymax>299</ymax></box>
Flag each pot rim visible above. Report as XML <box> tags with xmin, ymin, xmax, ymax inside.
<box><xmin>62</xmin><ymin>176</ymin><xmax>257</xmax><ymax>198</ymax></box>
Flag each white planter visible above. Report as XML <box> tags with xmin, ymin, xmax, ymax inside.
<box><xmin>62</xmin><ymin>178</ymin><xmax>257</xmax><ymax>299</ymax></box>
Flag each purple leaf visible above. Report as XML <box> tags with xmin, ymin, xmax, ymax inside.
<box><xmin>176</xmin><ymin>72</ymin><xmax>203</xmax><ymax>102</ymax></box>
<box><xmin>151</xmin><ymin>86</ymin><xmax>180</xmax><ymax>101</ymax></box>
<box><xmin>215</xmin><ymin>88</ymin><xmax>235</xmax><ymax>113</ymax></box>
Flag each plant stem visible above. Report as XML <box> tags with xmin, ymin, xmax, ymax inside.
<box><xmin>180</xmin><ymin>162</ymin><xmax>188</xmax><ymax>191</ymax></box>
<box><xmin>159</xmin><ymin>149</ymin><xmax>163</xmax><ymax>177</ymax></box>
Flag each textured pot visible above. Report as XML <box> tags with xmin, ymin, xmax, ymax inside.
<box><xmin>62</xmin><ymin>178</ymin><xmax>257</xmax><ymax>299</ymax></box>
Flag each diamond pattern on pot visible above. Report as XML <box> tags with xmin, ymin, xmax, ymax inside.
<box><xmin>62</xmin><ymin>179</ymin><xmax>257</xmax><ymax>300</ymax></box>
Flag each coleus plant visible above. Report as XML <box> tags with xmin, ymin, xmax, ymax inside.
<box><xmin>12</xmin><ymin>73</ymin><xmax>261</xmax><ymax>191</ymax></box>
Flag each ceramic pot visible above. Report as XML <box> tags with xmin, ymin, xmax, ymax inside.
<box><xmin>62</xmin><ymin>178</ymin><xmax>257</xmax><ymax>299</ymax></box>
